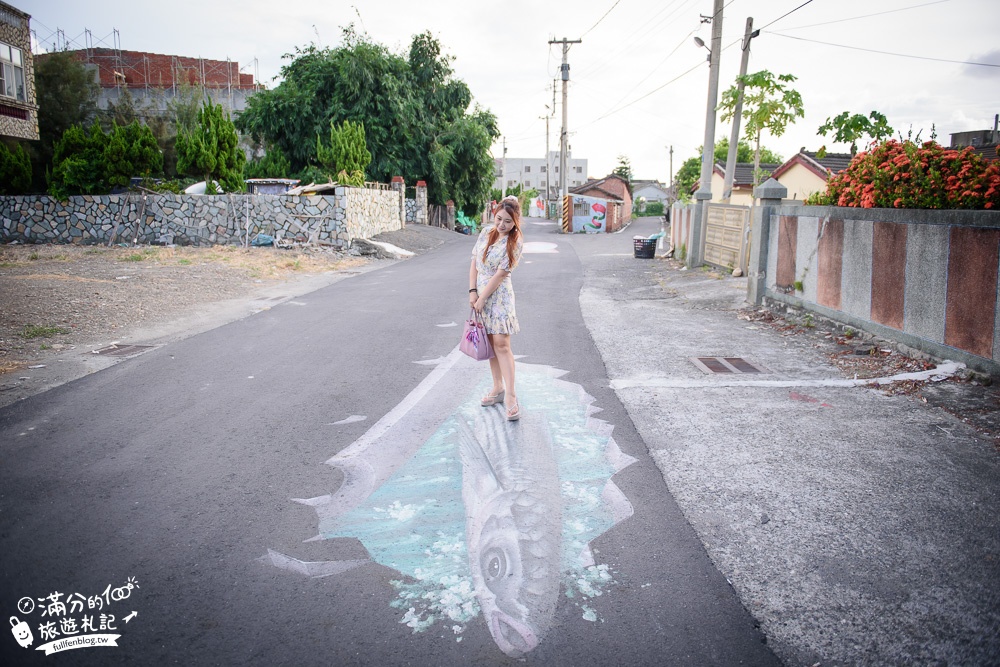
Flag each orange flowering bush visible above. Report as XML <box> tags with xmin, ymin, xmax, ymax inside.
<box><xmin>807</xmin><ymin>140</ymin><xmax>1000</xmax><ymax>209</ymax></box>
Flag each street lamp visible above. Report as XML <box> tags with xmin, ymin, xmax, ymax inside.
<box><xmin>693</xmin><ymin>36</ymin><xmax>710</xmax><ymax>61</ymax></box>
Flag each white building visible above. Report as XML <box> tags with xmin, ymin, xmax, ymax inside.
<box><xmin>493</xmin><ymin>151</ymin><xmax>588</xmax><ymax>199</ymax></box>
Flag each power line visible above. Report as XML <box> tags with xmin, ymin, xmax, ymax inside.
<box><xmin>768</xmin><ymin>32</ymin><xmax>1000</xmax><ymax>68</ymax></box>
<box><xmin>757</xmin><ymin>0</ymin><xmax>818</xmax><ymax>32</ymax></box>
<box><xmin>587</xmin><ymin>60</ymin><xmax>704</xmax><ymax>125</ymax></box>
<box><xmin>573</xmin><ymin>0</ymin><xmax>696</xmax><ymax>80</ymax></box>
<box><xmin>774</xmin><ymin>0</ymin><xmax>950</xmax><ymax>31</ymax></box>
<box><xmin>580</xmin><ymin>0</ymin><xmax>624</xmax><ymax>37</ymax></box>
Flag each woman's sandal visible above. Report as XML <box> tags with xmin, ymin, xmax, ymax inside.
<box><xmin>505</xmin><ymin>399</ymin><xmax>521</xmax><ymax>421</ymax></box>
<box><xmin>481</xmin><ymin>389</ymin><xmax>505</xmax><ymax>407</ymax></box>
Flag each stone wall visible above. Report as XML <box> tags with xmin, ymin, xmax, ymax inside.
<box><xmin>405</xmin><ymin>198</ymin><xmax>418</xmax><ymax>223</ymax></box>
<box><xmin>342</xmin><ymin>186</ymin><xmax>405</xmax><ymax>240</ymax></box>
<box><xmin>0</xmin><ymin>186</ymin><xmax>404</xmax><ymax>248</ymax></box>
<box><xmin>747</xmin><ymin>180</ymin><xmax>1000</xmax><ymax>374</ymax></box>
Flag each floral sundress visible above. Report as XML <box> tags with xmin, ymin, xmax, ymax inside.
<box><xmin>472</xmin><ymin>226</ymin><xmax>523</xmax><ymax>335</ymax></box>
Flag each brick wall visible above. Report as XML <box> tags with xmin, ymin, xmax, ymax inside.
<box><xmin>41</xmin><ymin>48</ymin><xmax>258</xmax><ymax>90</ymax></box>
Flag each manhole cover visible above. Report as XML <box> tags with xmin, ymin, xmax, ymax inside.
<box><xmin>690</xmin><ymin>356</ymin><xmax>766</xmax><ymax>374</ymax></box>
<box><xmin>92</xmin><ymin>344</ymin><xmax>154</xmax><ymax>357</ymax></box>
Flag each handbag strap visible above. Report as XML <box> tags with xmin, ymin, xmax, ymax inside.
<box><xmin>469</xmin><ymin>308</ymin><xmax>488</xmax><ymax>330</ymax></box>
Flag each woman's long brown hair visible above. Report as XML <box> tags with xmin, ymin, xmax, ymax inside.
<box><xmin>482</xmin><ymin>199</ymin><xmax>522</xmax><ymax>270</ymax></box>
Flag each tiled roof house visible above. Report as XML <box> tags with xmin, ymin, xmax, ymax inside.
<box><xmin>771</xmin><ymin>150</ymin><xmax>853</xmax><ymax>202</ymax></box>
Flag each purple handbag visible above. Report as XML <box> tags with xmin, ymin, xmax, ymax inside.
<box><xmin>460</xmin><ymin>309</ymin><xmax>494</xmax><ymax>361</ymax></box>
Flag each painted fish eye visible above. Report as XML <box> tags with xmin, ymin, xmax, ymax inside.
<box><xmin>483</xmin><ymin>547</ymin><xmax>507</xmax><ymax>579</ymax></box>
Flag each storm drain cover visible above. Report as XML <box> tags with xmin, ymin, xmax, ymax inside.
<box><xmin>690</xmin><ymin>356</ymin><xmax>766</xmax><ymax>374</ymax></box>
<box><xmin>92</xmin><ymin>344</ymin><xmax>154</xmax><ymax>357</ymax></box>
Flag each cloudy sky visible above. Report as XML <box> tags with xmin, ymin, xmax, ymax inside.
<box><xmin>22</xmin><ymin>0</ymin><xmax>1000</xmax><ymax>184</ymax></box>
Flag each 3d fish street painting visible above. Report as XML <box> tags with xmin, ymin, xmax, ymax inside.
<box><xmin>268</xmin><ymin>350</ymin><xmax>637</xmax><ymax>657</ymax></box>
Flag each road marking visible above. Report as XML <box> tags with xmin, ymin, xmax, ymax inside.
<box><xmin>523</xmin><ymin>242</ymin><xmax>559</xmax><ymax>254</ymax></box>
<box><xmin>330</xmin><ymin>415</ymin><xmax>367</xmax><ymax>425</ymax></box>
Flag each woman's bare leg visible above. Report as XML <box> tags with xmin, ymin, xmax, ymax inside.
<box><xmin>485</xmin><ymin>344</ymin><xmax>504</xmax><ymax>400</ymax></box>
<box><xmin>490</xmin><ymin>334</ymin><xmax>517</xmax><ymax>413</ymax></box>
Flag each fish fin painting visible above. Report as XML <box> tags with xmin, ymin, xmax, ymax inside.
<box><xmin>268</xmin><ymin>351</ymin><xmax>637</xmax><ymax>657</ymax></box>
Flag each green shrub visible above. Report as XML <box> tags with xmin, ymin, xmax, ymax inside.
<box><xmin>0</xmin><ymin>142</ymin><xmax>32</xmax><ymax>194</ymax></box>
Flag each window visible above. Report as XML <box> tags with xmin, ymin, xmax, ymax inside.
<box><xmin>574</xmin><ymin>200</ymin><xmax>590</xmax><ymax>216</ymax></box>
<box><xmin>0</xmin><ymin>42</ymin><xmax>25</xmax><ymax>102</ymax></box>
<box><xmin>575</xmin><ymin>166</ymin><xmax>582</xmax><ymax>173</ymax></box>
<box><xmin>507</xmin><ymin>180</ymin><xmax>515</xmax><ymax>187</ymax></box>
<box><xmin>555</xmin><ymin>166</ymin><xmax>559</xmax><ymax>173</ymax></box>
<box><xmin>540</xmin><ymin>166</ymin><xmax>546</xmax><ymax>173</ymax></box>
<box><xmin>524</xmin><ymin>166</ymin><xmax>531</xmax><ymax>173</ymax></box>
<box><xmin>524</xmin><ymin>180</ymin><xmax>531</xmax><ymax>187</ymax></box>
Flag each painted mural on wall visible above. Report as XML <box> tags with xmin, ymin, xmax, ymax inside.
<box><xmin>528</xmin><ymin>197</ymin><xmax>546</xmax><ymax>218</ymax></box>
<box><xmin>268</xmin><ymin>352</ymin><xmax>635</xmax><ymax>657</ymax></box>
<box><xmin>570</xmin><ymin>195</ymin><xmax>608</xmax><ymax>233</ymax></box>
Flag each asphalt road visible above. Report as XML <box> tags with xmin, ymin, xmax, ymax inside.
<box><xmin>1</xmin><ymin>220</ymin><xmax>780</xmax><ymax>666</ymax></box>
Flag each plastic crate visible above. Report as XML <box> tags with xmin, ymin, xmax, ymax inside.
<box><xmin>633</xmin><ymin>238</ymin><xmax>656</xmax><ymax>259</ymax></box>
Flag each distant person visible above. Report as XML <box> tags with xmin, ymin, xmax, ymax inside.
<box><xmin>469</xmin><ymin>195</ymin><xmax>524</xmax><ymax>421</ymax></box>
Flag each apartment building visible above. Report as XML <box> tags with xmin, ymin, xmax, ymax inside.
<box><xmin>493</xmin><ymin>151</ymin><xmax>588</xmax><ymax>198</ymax></box>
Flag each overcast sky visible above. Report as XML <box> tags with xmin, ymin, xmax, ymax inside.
<box><xmin>22</xmin><ymin>0</ymin><xmax>1000</xmax><ymax>183</ymax></box>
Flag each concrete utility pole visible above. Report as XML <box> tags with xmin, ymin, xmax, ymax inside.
<box><xmin>659</xmin><ymin>145</ymin><xmax>674</xmax><ymax>251</ymax></box>
<box><xmin>722</xmin><ymin>17</ymin><xmax>758</xmax><ymax>204</ymax></box>
<box><xmin>550</xmin><ymin>37</ymin><xmax>581</xmax><ymax>216</ymax></box>
<box><xmin>540</xmin><ymin>113</ymin><xmax>550</xmax><ymax>212</ymax></box>
<box><xmin>549</xmin><ymin>80</ymin><xmax>557</xmax><ymax>211</ymax></box>
<box><xmin>669</xmin><ymin>145</ymin><xmax>674</xmax><ymax>207</ymax></box>
<box><xmin>690</xmin><ymin>0</ymin><xmax>725</xmax><ymax>268</ymax></box>
<box><xmin>501</xmin><ymin>136</ymin><xmax>507</xmax><ymax>198</ymax></box>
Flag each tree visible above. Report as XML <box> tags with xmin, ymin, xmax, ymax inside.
<box><xmin>236</xmin><ymin>28</ymin><xmax>498</xmax><ymax>213</ymax></box>
<box><xmin>719</xmin><ymin>70</ymin><xmax>804</xmax><ymax>190</ymax></box>
<box><xmin>429</xmin><ymin>107</ymin><xmax>498</xmax><ymax>212</ymax></box>
<box><xmin>104</xmin><ymin>120</ymin><xmax>163</xmax><ymax>188</ymax></box>
<box><xmin>49</xmin><ymin>121</ymin><xmax>109</xmax><ymax>198</ymax></box>
<box><xmin>100</xmin><ymin>88</ymin><xmax>142</xmax><ymax>129</ymax></box>
<box><xmin>817</xmin><ymin>111</ymin><xmax>894</xmax><ymax>158</ymax></box>
<box><xmin>0</xmin><ymin>141</ymin><xmax>32</xmax><ymax>194</ymax></box>
<box><xmin>612</xmin><ymin>154</ymin><xmax>633</xmax><ymax>190</ymax></box>
<box><xmin>673</xmin><ymin>138</ymin><xmax>783</xmax><ymax>198</ymax></box>
<box><xmin>176</xmin><ymin>101</ymin><xmax>246</xmax><ymax>193</ymax></box>
<box><xmin>245</xmin><ymin>144</ymin><xmax>293</xmax><ymax>179</ymax></box>
<box><xmin>316</xmin><ymin>119</ymin><xmax>371</xmax><ymax>186</ymax></box>
<box><xmin>30</xmin><ymin>51</ymin><xmax>99</xmax><ymax>192</ymax></box>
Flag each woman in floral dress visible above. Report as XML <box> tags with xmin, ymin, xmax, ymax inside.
<box><xmin>469</xmin><ymin>196</ymin><xmax>524</xmax><ymax>420</ymax></box>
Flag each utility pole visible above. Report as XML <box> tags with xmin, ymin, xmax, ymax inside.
<box><xmin>690</xmin><ymin>0</ymin><xmax>724</xmax><ymax>267</ymax></box>
<box><xmin>549</xmin><ymin>79</ymin><xmax>557</xmax><ymax>212</ymax></box>
<box><xmin>669</xmin><ymin>145</ymin><xmax>674</xmax><ymax>209</ymax></box>
<box><xmin>540</xmin><ymin>113</ymin><xmax>550</xmax><ymax>215</ymax></box>
<box><xmin>501</xmin><ymin>136</ymin><xmax>507</xmax><ymax>198</ymax></box>
<box><xmin>550</xmin><ymin>37</ymin><xmax>581</xmax><ymax>222</ymax></box>
<box><xmin>722</xmin><ymin>17</ymin><xmax>758</xmax><ymax>204</ymax></box>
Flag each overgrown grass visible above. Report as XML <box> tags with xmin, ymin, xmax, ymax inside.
<box><xmin>20</xmin><ymin>324</ymin><xmax>70</xmax><ymax>339</ymax></box>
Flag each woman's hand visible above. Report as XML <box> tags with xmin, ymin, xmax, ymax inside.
<box><xmin>468</xmin><ymin>290</ymin><xmax>478</xmax><ymax>308</ymax></box>
<box><xmin>473</xmin><ymin>295</ymin><xmax>486</xmax><ymax>313</ymax></box>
